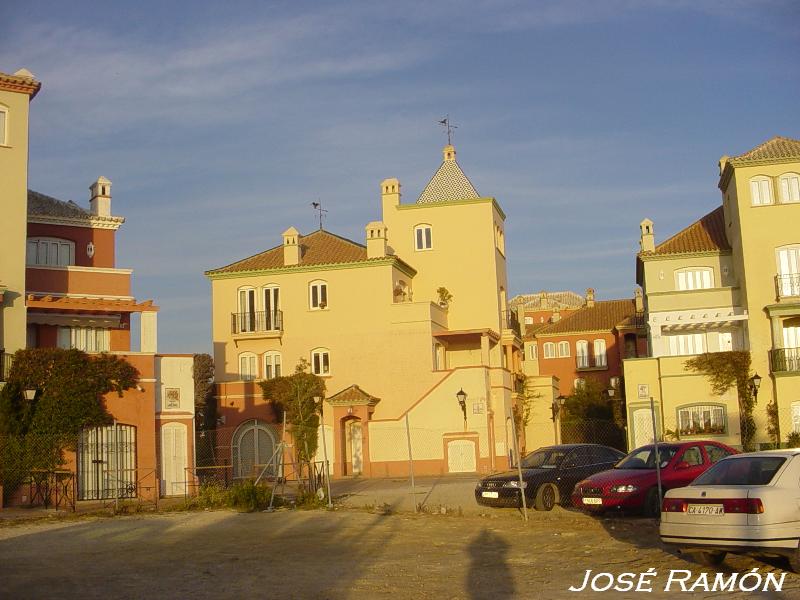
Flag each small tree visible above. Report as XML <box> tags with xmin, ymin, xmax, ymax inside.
<box><xmin>259</xmin><ymin>359</ymin><xmax>325</xmax><ymax>484</ymax></box>
<box><xmin>193</xmin><ymin>353</ymin><xmax>216</xmax><ymax>431</ymax></box>
<box><xmin>563</xmin><ymin>377</ymin><xmax>614</xmax><ymax>421</ymax></box>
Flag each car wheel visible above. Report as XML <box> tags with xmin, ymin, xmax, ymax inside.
<box><xmin>787</xmin><ymin>544</ymin><xmax>800</xmax><ymax>573</ymax></box>
<box><xmin>696</xmin><ymin>551</ymin><xmax>727</xmax><ymax>567</ymax></box>
<box><xmin>535</xmin><ymin>483</ymin><xmax>558</xmax><ymax>511</ymax></box>
<box><xmin>643</xmin><ymin>488</ymin><xmax>661</xmax><ymax>518</ymax></box>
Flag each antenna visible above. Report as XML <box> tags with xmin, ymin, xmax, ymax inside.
<box><xmin>311</xmin><ymin>201</ymin><xmax>328</xmax><ymax>230</ymax></box>
<box><xmin>438</xmin><ymin>115</ymin><xmax>458</xmax><ymax>145</ymax></box>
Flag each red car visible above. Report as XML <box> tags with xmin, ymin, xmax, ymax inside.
<box><xmin>572</xmin><ymin>441</ymin><xmax>738</xmax><ymax>517</ymax></box>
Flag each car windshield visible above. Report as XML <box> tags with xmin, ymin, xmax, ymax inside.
<box><xmin>521</xmin><ymin>448</ymin><xmax>567</xmax><ymax>469</ymax></box>
<box><xmin>691</xmin><ymin>456</ymin><xmax>786</xmax><ymax>486</ymax></box>
<box><xmin>615</xmin><ymin>446</ymin><xmax>679</xmax><ymax>470</ymax></box>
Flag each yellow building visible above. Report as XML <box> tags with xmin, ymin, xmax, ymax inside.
<box><xmin>206</xmin><ymin>145</ymin><xmax>525</xmax><ymax>477</ymax></box>
<box><xmin>0</xmin><ymin>69</ymin><xmax>41</xmax><ymax>380</ymax></box>
<box><xmin>624</xmin><ymin>136</ymin><xmax>800</xmax><ymax>449</ymax></box>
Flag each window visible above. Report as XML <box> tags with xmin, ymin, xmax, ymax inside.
<box><xmin>527</xmin><ymin>343</ymin><xmax>538</xmax><ymax>360</ymax></box>
<box><xmin>524</xmin><ymin>316</ymin><xmax>533</xmax><ymax>325</ymax></box>
<box><xmin>677</xmin><ymin>404</ymin><xmax>726</xmax><ymax>436</ymax></box>
<box><xmin>557</xmin><ymin>341</ymin><xmax>570</xmax><ymax>358</ymax></box>
<box><xmin>576</xmin><ymin>340</ymin><xmax>589</xmax><ymax>368</ymax></box>
<box><xmin>779</xmin><ymin>173</ymin><xmax>800</xmax><ymax>204</ymax></box>
<box><xmin>675</xmin><ymin>268</ymin><xmax>713</xmax><ymax>291</ymax></box>
<box><xmin>666</xmin><ymin>333</ymin><xmax>705</xmax><ymax>356</ymax></box>
<box><xmin>593</xmin><ymin>339</ymin><xmax>607</xmax><ymax>367</ymax></box>
<box><xmin>0</xmin><ymin>106</ymin><xmax>6</xmax><ymax>145</ymax></box>
<box><xmin>57</xmin><ymin>326</ymin><xmax>109</xmax><ymax>352</ymax></box>
<box><xmin>692</xmin><ymin>457</ymin><xmax>786</xmax><ymax>486</ymax></box>
<box><xmin>263</xmin><ymin>285</ymin><xmax>280</xmax><ymax>329</ymax></box>
<box><xmin>574</xmin><ymin>378</ymin><xmax>585</xmax><ymax>390</ymax></box>
<box><xmin>704</xmin><ymin>444</ymin><xmax>733</xmax><ymax>464</ymax></box>
<box><xmin>311</xmin><ymin>348</ymin><xmax>330</xmax><ymax>375</ymax></box>
<box><xmin>414</xmin><ymin>224</ymin><xmax>432</xmax><ymax>251</ymax></box>
<box><xmin>433</xmin><ymin>342</ymin><xmax>446</xmax><ymax>370</ymax></box>
<box><xmin>750</xmin><ymin>176</ymin><xmax>773</xmax><ymax>205</ymax></box>
<box><xmin>543</xmin><ymin>342</ymin><xmax>556</xmax><ymax>359</ymax></box>
<box><xmin>26</xmin><ymin>237</ymin><xmax>75</xmax><ymax>267</ymax></box>
<box><xmin>680</xmin><ymin>446</ymin><xmax>703</xmax><ymax>466</ymax></box>
<box><xmin>263</xmin><ymin>351</ymin><xmax>282</xmax><ymax>380</ymax></box>
<box><xmin>237</xmin><ymin>287</ymin><xmax>256</xmax><ymax>332</ymax></box>
<box><xmin>776</xmin><ymin>246</ymin><xmax>800</xmax><ymax>297</ymax></box>
<box><xmin>309</xmin><ymin>280</ymin><xmax>328</xmax><ymax>309</ymax></box>
<box><xmin>239</xmin><ymin>352</ymin><xmax>257</xmax><ymax>381</ymax></box>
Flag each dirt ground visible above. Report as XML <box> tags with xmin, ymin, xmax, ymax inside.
<box><xmin>0</xmin><ymin>506</ymin><xmax>797</xmax><ymax>599</ymax></box>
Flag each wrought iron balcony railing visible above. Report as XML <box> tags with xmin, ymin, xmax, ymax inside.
<box><xmin>770</xmin><ymin>347</ymin><xmax>800</xmax><ymax>373</ymax></box>
<box><xmin>501</xmin><ymin>310</ymin><xmax>521</xmax><ymax>337</ymax></box>
<box><xmin>231</xmin><ymin>310</ymin><xmax>283</xmax><ymax>335</ymax></box>
<box><xmin>576</xmin><ymin>355</ymin><xmax>608</xmax><ymax>370</ymax></box>
<box><xmin>775</xmin><ymin>274</ymin><xmax>800</xmax><ymax>299</ymax></box>
<box><xmin>1</xmin><ymin>352</ymin><xmax>12</xmax><ymax>381</ymax></box>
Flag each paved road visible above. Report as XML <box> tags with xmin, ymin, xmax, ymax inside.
<box><xmin>1</xmin><ymin>507</ymin><xmax>796</xmax><ymax>599</ymax></box>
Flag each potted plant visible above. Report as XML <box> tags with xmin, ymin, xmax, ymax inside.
<box><xmin>436</xmin><ymin>287</ymin><xmax>453</xmax><ymax>308</ymax></box>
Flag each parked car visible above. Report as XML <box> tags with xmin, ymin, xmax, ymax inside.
<box><xmin>572</xmin><ymin>441</ymin><xmax>738</xmax><ymax>516</ymax></box>
<box><xmin>475</xmin><ymin>444</ymin><xmax>625</xmax><ymax>511</ymax></box>
<box><xmin>661</xmin><ymin>450</ymin><xmax>800</xmax><ymax>570</ymax></box>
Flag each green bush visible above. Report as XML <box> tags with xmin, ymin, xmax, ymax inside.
<box><xmin>189</xmin><ymin>481</ymin><xmax>283</xmax><ymax>512</ymax></box>
<box><xmin>787</xmin><ymin>431</ymin><xmax>800</xmax><ymax>448</ymax></box>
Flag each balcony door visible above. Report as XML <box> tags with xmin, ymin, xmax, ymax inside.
<box><xmin>784</xmin><ymin>324</ymin><xmax>800</xmax><ymax>350</ymax></box>
<box><xmin>238</xmin><ymin>288</ymin><xmax>256</xmax><ymax>332</ymax></box>
<box><xmin>264</xmin><ymin>286</ymin><xmax>280</xmax><ymax>330</ymax></box>
<box><xmin>777</xmin><ymin>247</ymin><xmax>800</xmax><ymax>297</ymax></box>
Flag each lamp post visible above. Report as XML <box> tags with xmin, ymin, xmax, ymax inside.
<box><xmin>315</xmin><ymin>395</ymin><xmax>333</xmax><ymax>509</ymax></box>
<box><xmin>456</xmin><ymin>388</ymin><xmax>467</xmax><ymax>431</ymax></box>
<box><xmin>551</xmin><ymin>395</ymin><xmax>565</xmax><ymax>444</ymax></box>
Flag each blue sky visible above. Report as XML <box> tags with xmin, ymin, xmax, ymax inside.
<box><xmin>3</xmin><ymin>1</ymin><xmax>798</xmax><ymax>353</ymax></box>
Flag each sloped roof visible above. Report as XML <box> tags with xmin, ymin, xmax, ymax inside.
<box><xmin>28</xmin><ymin>190</ymin><xmax>91</xmax><ymax>220</ymax></box>
<box><xmin>207</xmin><ymin>229</ymin><xmax>394</xmax><ymax>275</ymax></box>
<box><xmin>327</xmin><ymin>384</ymin><xmax>380</xmax><ymax>406</ymax></box>
<box><xmin>730</xmin><ymin>136</ymin><xmax>800</xmax><ymax>165</ymax></box>
<box><xmin>537</xmin><ymin>299</ymin><xmax>639</xmax><ymax>335</ymax></box>
<box><xmin>417</xmin><ymin>145</ymin><xmax>480</xmax><ymax>204</ymax></box>
<box><xmin>510</xmin><ymin>291</ymin><xmax>585</xmax><ymax>311</ymax></box>
<box><xmin>648</xmin><ymin>206</ymin><xmax>730</xmax><ymax>256</ymax></box>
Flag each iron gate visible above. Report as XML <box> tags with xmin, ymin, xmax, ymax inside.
<box><xmin>77</xmin><ymin>424</ymin><xmax>137</xmax><ymax>500</ymax></box>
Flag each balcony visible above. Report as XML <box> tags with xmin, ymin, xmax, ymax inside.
<box><xmin>231</xmin><ymin>310</ymin><xmax>283</xmax><ymax>337</ymax></box>
<box><xmin>770</xmin><ymin>348</ymin><xmax>800</xmax><ymax>373</ymax></box>
<box><xmin>501</xmin><ymin>310</ymin><xmax>521</xmax><ymax>337</ymax></box>
<box><xmin>1</xmin><ymin>352</ymin><xmax>12</xmax><ymax>381</ymax></box>
<box><xmin>775</xmin><ymin>274</ymin><xmax>800</xmax><ymax>300</ymax></box>
<box><xmin>576</xmin><ymin>355</ymin><xmax>608</xmax><ymax>371</ymax></box>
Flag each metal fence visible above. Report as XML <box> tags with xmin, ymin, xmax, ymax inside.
<box><xmin>559</xmin><ymin>419</ymin><xmax>627</xmax><ymax>451</ymax></box>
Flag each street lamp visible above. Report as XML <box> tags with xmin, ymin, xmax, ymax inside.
<box><xmin>23</xmin><ymin>389</ymin><xmax>37</xmax><ymax>401</ymax></box>
<box><xmin>551</xmin><ymin>395</ymin><xmax>566</xmax><ymax>422</ymax></box>
<box><xmin>749</xmin><ymin>373</ymin><xmax>762</xmax><ymax>400</ymax></box>
<box><xmin>456</xmin><ymin>388</ymin><xmax>467</xmax><ymax>429</ymax></box>
<box><xmin>314</xmin><ymin>395</ymin><xmax>333</xmax><ymax>509</ymax></box>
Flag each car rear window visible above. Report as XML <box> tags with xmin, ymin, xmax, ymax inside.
<box><xmin>691</xmin><ymin>456</ymin><xmax>786</xmax><ymax>486</ymax></box>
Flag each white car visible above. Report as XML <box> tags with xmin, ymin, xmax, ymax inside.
<box><xmin>660</xmin><ymin>449</ymin><xmax>800</xmax><ymax>571</ymax></box>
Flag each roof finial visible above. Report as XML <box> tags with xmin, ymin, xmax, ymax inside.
<box><xmin>311</xmin><ymin>201</ymin><xmax>328</xmax><ymax>230</ymax></box>
<box><xmin>438</xmin><ymin>115</ymin><xmax>457</xmax><ymax>146</ymax></box>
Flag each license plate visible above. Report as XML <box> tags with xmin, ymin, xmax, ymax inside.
<box><xmin>482</xmin><ymin>491</ymin><xmax>499</xmax><ymax>499</ymax></box>
<box><xmin>687</xmin><ymin>504</ymin><xmax>725</xmax><ymax>516</ymax></box>
<box><xmin>582</xmin><ymin>497</ymin><xmax>603</xmax><ymax>505</ymax></box>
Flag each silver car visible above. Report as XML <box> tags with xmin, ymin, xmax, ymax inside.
<box><xmin>660</xmin><ymin>449</ymin><xmax>800</xmax><ymax>571</ymax></box>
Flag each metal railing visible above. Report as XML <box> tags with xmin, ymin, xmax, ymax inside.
<box><xmin>775</xmin><ymin>274</ymin><xmax>800</xmax><ymax>299</ymax></box>
<box><xmin>231</xmin><ymin>310</ymin><xmax>283</xmax><ymax>334</ymax></box>
<box><xmin>1</xmin><ymin>352</ymin><xmax>12</xmax><ymax>381</ymax></box>
<box><xmin>576</xmin><ymin>355</ymin><xmax>608</xmax><ymax>370</ymax></box>
<box><xmin>501</xmin><ymin>310</ymin><xmax>521</xmax><ymax>337</ymax></box>
<box><xmin>770</xmin><ymin>347</ymin><xmax>800</xmax><ymax>373</ymax></box>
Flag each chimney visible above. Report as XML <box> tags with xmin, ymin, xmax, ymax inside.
<box><xmin>718</xmin><ymin>155</ymin><xmax>730</xmax><ymax>176</ymax></box>
<box><xmin>380</xmin><ymin>178</ymin><xmax>401</xmax><ymax>218</ymax></box>
<box><xmin>282</xmin><ymin>226</ymin><xmax>301</xmax><ymax>266</ymax></box>
<box><xmin>639</xmin><ymin>218</ymin><xmax>655</xmax><ymax>253</ymax></box>
<box><xmin>365</xmin><ymin>221</ymin><xmax>388</xmax><ymax>258</ymax></box>
<box><xmin>635</xmin><ymin>287</ymin><xmax>644</xmax><ymax>313</ymax></box>
<box><xmin>585</xmin><ymin>288</ymin><xmax>595</xmax><ymax>308</ymax></box>
<box><xmin>89</xmin><ymin>176</ymin><xmax>112</xmax><ymax>217</ymax></box>
<box><xmin>552</xmin><ymin>306</ymin><xmax>561</xmax><ymax>323</ymax></box>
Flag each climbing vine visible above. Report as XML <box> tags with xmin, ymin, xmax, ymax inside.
<box><xmin>684</xmin><ymin>351</ymin><xmax>756</xmax><ymax>451</ymax></box>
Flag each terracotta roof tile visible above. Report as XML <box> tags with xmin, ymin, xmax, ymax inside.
<box><xmin>537</xmin><ymin>299</ymin><xmax>639</xmax><ymax>335</ymax></box>
<box><xmin>327</xmin><ymin>384</ymin><xmax>380</xmax><ymax>406</ymax></box>
<box><xmin>649</xmin><ymin>206</ymin><xmax>730</xmax><ymax>256</ymax></box>
<box><xmin>208</xmin><ymin>230</ymin><xmax>378</xmax><ymax>274</ymax></box>
<box><xmin>730</xmin><ymin>136</ymin><xmax>800</xmax><ymax>165</ymax></box>
<box><xmin>509</xmin><ymin>291</ymin><xmax>585</xmax><ymax>310</ymax></box>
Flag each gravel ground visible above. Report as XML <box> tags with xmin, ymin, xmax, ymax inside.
<box><xmin>0</xmin><ymin>506</ymin><xmax>797</xmax><ymax>599</ymax></box>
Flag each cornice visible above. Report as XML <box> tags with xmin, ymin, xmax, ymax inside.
<box><xmin>206</xmin><ymin>255</ymin><xmax>417</xmax><ymax>281</ymax></box>
<box><xmin>638</xmin><ymin>249</ymin><xmax>730</xmax><ymax>262</ymax></box>
<box><xmin>28</xmin><ymin>215</ymin><xmax>125</xmax><ymax>231</ymax></box>
<box><xmin>0</xmin><ymin>73</ymin><xmax>41</xmax><ymax>98</ymax></box>
<box><xmin>398</xmin><ymin>197</ymin><xmax>506</xmax><ymax>220</ymax></box>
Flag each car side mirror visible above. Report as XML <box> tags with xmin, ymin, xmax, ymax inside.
<box><xmin>675</xmin><ymin>461</ymin><xmax>691</xmax><ymax>470</ymax></box>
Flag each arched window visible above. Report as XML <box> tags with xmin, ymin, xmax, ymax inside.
<box><xmin>593</xmin><ymin>339</ymin><xmax>607</xmax><ymax>367</ymax></box>
<box><xmin>779</xmin><ymin>173</ymin><xmax>800</xmax><ymax>204</ymax></box>
<box><xmin>414</xmin><ymin>224</ymin><xmax>433</xmax><ymax>251</ymax></box>
<box><xmin>775</xmin><ymin>245</ymin><xmax>800</xmax><ymax>298</ymax></box>
<box><xmin>543</xmin><ymin>342</ymin><xmax>556</xmax><ymax>359</ymax></box>
<box><xmin>238</xmin><ymin>352</ymin><xmax>257</xmax><ymax>381</ymax></box>
<box><xmin>311</xmin><ymin>348</ymin><xmax>330</xmax><ymax>375</ymax></box>
<box><xmin>750</xmin><ymin>176</ymin><xmax>773</xmax><ymax>206</ymax></box>
<box><xmin>232</xmin><ymin>419</ymin><xmax>278</xmax><ymax>479</ymax></box>
<box><xmin>576</xmin><ymin>340</ymin><xmax>589</xmax><ymax>368</ymax></box>
<box><xmin>674</xmin><ymin>267</ymin><xmax>713</xmax><ymax>291</ymax></box>
<box><xmin>309</xmin><ymin>280</ymin><xmax>328</xmax><ymax>309</ymax></box>
<box><xmin>237</xmin><ymin>286</ymin><xmax>256</xmax><ymax>332</ymax></box>
<box><xmin>26</xmin><ymin>237</ymin><xmax>75</xmax><ymax>267</ymax></box>
<box><xmin>557</xmin><ymin>341</ymin><xmax>570</xmax><ymax>358</ymax></box>
<box><xmin>263</xmin><ymin>351</ymin><xmax>282</xmax><ymax>380</ymax></box>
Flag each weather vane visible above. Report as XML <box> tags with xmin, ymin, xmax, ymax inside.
<box><xmin>438</xmin><ymin>115</ymin><xmax>458</xmax><ymax>145</ymax></box>
<box><xmin>311</xmin><ymin>201</ymin><xmax>328</xmax><ymax>230</ymax></box>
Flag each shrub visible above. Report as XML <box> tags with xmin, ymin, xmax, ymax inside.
<box><xmin>787</xmin><ymin>431</ymin><xmax>800</xmax><ymax>449</ymax></box>
<box><xmin>189</xmin><ymin>481</ymin><xmax>283</xmax><ymax>512</ymax></box>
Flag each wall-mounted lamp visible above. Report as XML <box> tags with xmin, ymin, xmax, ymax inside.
<box><xmin>456</xmin><ymin>388</ymin><xmax>467</xmax><ymax>429</ymax></box>
<box><xmin>749</xmin><ymin>373</ymin><xmax>762</xmax><ymax>400</ymax></box>
<box><xmin>23</xmin><ymin>389</ymin><xmax>37</xmax><ymax>401</ymax></box>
